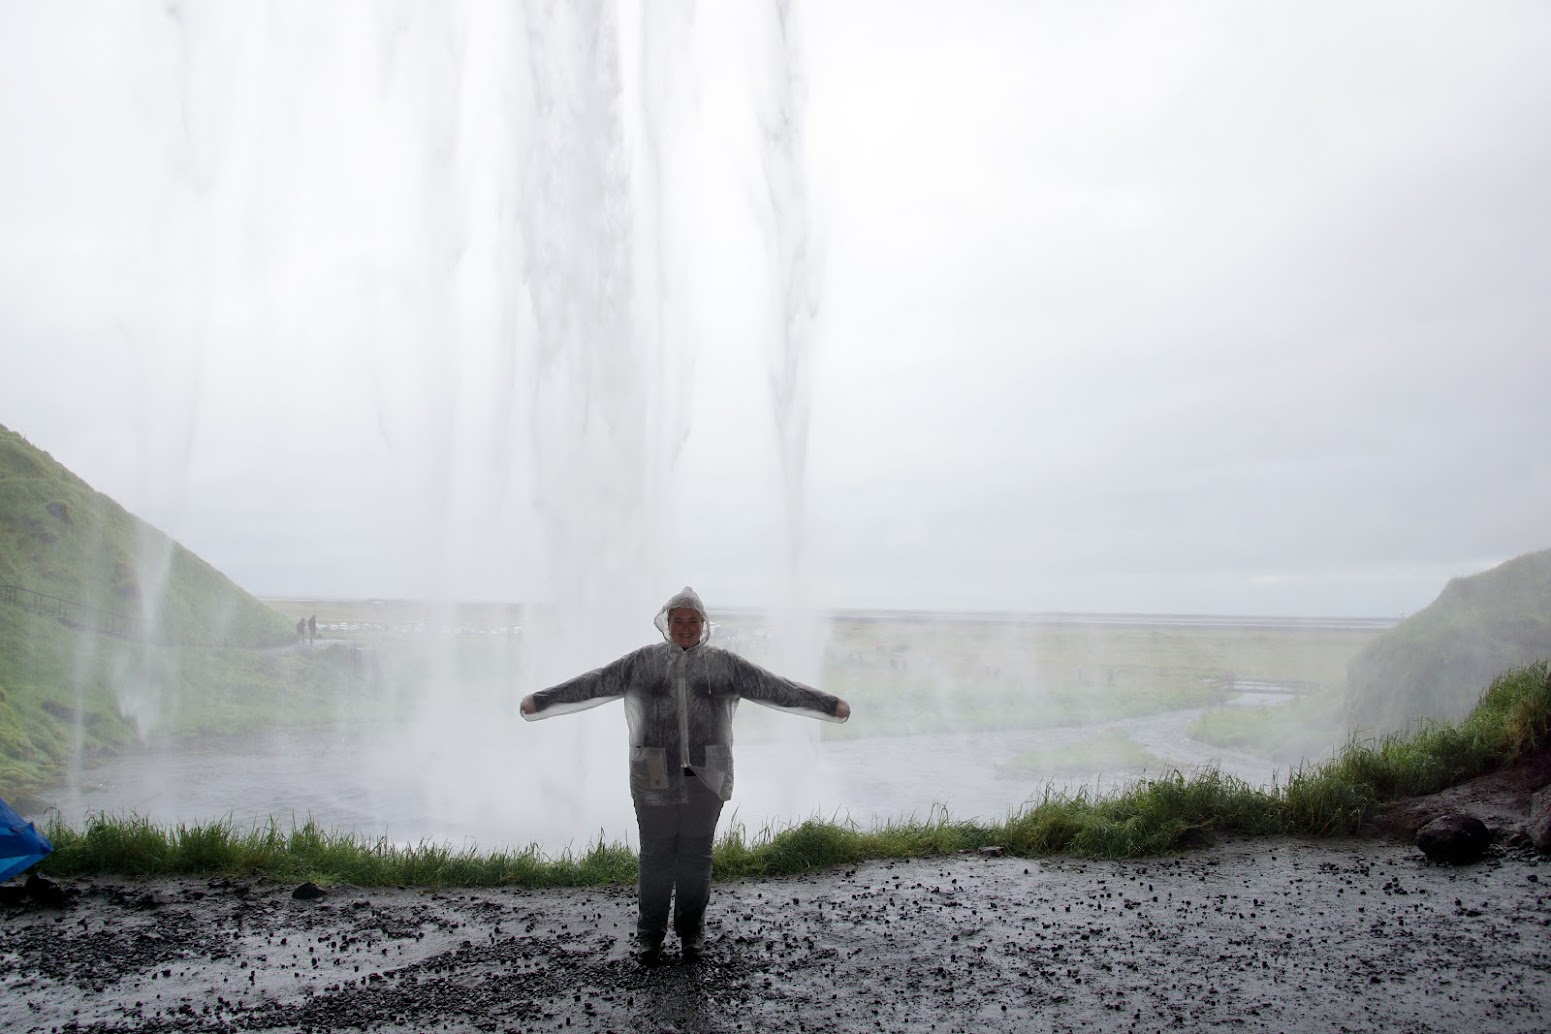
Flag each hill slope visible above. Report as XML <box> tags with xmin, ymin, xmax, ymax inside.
<box><xmin>0</xmin><ymin>424</ymin><xmax>291</xmax><ymax>647</ymax></box>
<box><xmin>1</xmin><ymin>423</ymin><xmax>318</xmax><ymax>809</ymax></box>
<box><xmin>1345</xmin><ymin>549</ymin><xmax>1551</xmax><ymax>733</ymax></box>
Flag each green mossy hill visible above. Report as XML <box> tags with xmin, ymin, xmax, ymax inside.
<box><xmin>0</xmin><ymin>423</ymin><xmax>292</xmax><ymax>648</ymax></box>
<box><xmin>1345</xmin><ymin>549</ymin><xmax>1551</xmax><ymax>734</ymax></box>
<box><xmin>2</xmin><ymin>423</ymin><xmax>322</xmax><ymax>810</ymax></box>
<box><xmin>1</xmin><ymin>601</ymin><xmax>371</xmax><ymax>812</ymax></box>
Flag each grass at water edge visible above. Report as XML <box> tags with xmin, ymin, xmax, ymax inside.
<box><xmin>26</xmin><ymin>661</ymin><xmax>1549</xmax><ymax>889</ymax></box>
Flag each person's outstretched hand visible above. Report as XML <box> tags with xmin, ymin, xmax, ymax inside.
<box><xmin>834</xmin><ymin>699</ymin><xmax>850</xmax><ymax>721</ymax></box>
<box><xmin>520</xmin><ymin>694</ymin><xmax>537</xmax><ymax>716</ymax></box>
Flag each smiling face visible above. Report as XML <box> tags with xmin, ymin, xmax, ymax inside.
<box><xmin>667</xmin><ymin>606</ymin><xmax>704</xmax><ymax>648</ymax></box>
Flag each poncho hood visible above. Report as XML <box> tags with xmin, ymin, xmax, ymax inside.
<box><xmin>654</xmin><ymin>585</ymin><xmax>710</xmax><ymax>645</ymax></box>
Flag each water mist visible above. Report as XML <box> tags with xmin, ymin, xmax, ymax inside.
<box><xmin>51</xmin><ymin>2</ymin><xmax>834</xmax><ymax>857</ymax></box>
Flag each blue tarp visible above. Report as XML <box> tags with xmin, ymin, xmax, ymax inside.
<box><xmin>1</xmin><ymin>796</ymin><xmax>53</xmax><ymax>883</ymax></box>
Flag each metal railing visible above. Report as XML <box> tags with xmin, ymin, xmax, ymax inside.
<box><xmin>0</xmin><ymin>581</ymin><xmax>140</xmax><ymax>639</ymax></box>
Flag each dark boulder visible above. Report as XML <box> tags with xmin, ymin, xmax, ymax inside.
<box><xmin>1416</xmin><ymin>813</ymin><xmax>1492</xmax><ymax>864</ymax></box>
<box><xmin>292</xmin><ymin>881</ymin><xmax>327</xmax><ymax>900</ymax></box>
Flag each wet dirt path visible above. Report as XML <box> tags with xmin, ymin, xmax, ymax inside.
<box><xmin>4</xmin><ymin>837</ymin><xmax>1548</xmax><ymax>1033</ymax></box>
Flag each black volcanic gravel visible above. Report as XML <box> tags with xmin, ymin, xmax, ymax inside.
<box><xmin>4</xmin><ymin>837</ymin><xmax>1549</xmax><ymax>1033</ymax></box>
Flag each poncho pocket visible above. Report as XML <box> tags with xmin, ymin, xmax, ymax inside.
<box><xmin>630</xmin><ymin>746</ymin><xmax>670</xmax><ymax>792</ymax></box>
<box><xmin>699</xmin><ymin>743</ymin><xmax>733</xmax><ymax>798</ymax></box>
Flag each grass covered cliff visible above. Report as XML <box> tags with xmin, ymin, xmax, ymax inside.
<box><xmin>0</xmin><ymin>423</ymin><xmax>340</xmax><ymax>809</ymax></box>
<box><xmin>1193</xmin><ymin>549</ymin><xmax>1551</xmax><ymax>761</ymax></box>
<box><xmin>1345</xmin><ymin>550</ymin><xmax>1551</xmax><ymax>734</ymax></box>
<box><xmin>0</xmin><ymin>423</ymin><xmax>292</xmax><ymax>647</ymax></box>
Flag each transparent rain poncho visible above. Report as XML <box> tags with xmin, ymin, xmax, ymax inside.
<box><xmin>523</xmin><ymin>587</ymin><xmax>846</xmax><ymax>805</ymax></box>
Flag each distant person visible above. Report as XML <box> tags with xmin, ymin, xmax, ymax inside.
<box><xmin>308</xmin><ymin>615</ymin><xmax>317</xmax><ymax>643</ymax></box>
<box><xmin>521</xmin><ymin>586</ymin><xmax>850</xmax><ymax>965</ymax></box>
<box><xmin>296</xmin><ymin>617</ymin><xmax>306</xmax><ymax>643</ymax></box>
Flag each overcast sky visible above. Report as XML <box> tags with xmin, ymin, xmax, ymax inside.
<box><xmin>2</xmin><ymin>1</ymin><xmax>1549</xmax><ymax>620</ymax></box>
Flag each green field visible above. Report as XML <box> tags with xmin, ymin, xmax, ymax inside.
<box><xmin>263</xmin><ymin>599</ymin><xmax>1383</xmax><ymax>736</ymax></box>
<box><xmin>6</xmin><ymin>574</ymin><xmax>1385</xmax><ymax>812</ymax></box>
<box><xmin>811</xmin><ymin>614</ymin><xmax>1380</xmax><ymax>737</ymax></box>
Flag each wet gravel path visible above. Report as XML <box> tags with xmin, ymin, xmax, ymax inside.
<box><xmin>4</xmin><ymin>837</ymin><xmax>1549</xmax><ymax>1033</ymax></box>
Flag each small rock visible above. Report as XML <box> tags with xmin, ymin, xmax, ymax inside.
<box><xmin>1416</xmin><ymin>813</ymin><xmax>1492</xmax><ymax>864</ymax></box>
<box><xmin>1174</xmin><ymin>827</ymin><xmax>1212</xmax><ymax>850</ymax></box>
<box><xmin>25</xmin><ymin>873</ymin><xmax>67</xmax><ymax>909</ymax></box>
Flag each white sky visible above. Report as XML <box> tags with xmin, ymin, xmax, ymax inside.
<box><xmin>2</xmin><ymin>1</ymin><xmax>1549</xmax><ymax>619</ymax></box>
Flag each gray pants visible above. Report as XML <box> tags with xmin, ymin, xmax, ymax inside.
<box><xmin>633</xmin><ymin>772</ymin><xmax>724</xmax><ymax>948</ymax></box>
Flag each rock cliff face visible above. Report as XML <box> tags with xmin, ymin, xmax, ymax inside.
<box><xmin>1345</xmin><ymin>550</ymin><xmax>1551</xmax><ymax>733</ymax></box>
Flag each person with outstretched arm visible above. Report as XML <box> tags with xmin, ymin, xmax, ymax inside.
<box><xmin>521</xmin><ymin>586</ymin><xmax>851</xmax><ymax>964</ymax></box>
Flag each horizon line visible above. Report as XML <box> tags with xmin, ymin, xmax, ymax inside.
<box><xmin>258</xmin><ymin>596</ymin><xmax>1403</xmax><ymax>629</ymax></box>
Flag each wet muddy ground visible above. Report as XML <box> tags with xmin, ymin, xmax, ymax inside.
<box><xmin>4</xmin><ymin>832</ymin><xmax>1549</xmax><ymax>1034</ymax></box>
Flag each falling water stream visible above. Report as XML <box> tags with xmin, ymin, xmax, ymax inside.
<box><xmin>42</xmin><ymin>2</ymin><xmax>845</xmax><ymax>854</ymax></box>
<box><xmin>40</xmin><ymin>5</ymin><xmax>1316</xmax><ymax>858</ymax></box>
